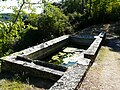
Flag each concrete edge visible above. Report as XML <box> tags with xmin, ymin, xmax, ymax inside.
<box><xmin>49</xmin><ymin>58</ymin><xmax>91</xmax><ymax>90</ymax></box>
<box><xmin>1</xmin><ymin>59</ymin><xmax>64</xmax><ymax>81</ymax></box>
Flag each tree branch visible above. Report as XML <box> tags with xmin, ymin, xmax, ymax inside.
<box><xmin>0</xmin><ymin>0</ymin><xmax>25</xmax><ymax>39</ymax></box>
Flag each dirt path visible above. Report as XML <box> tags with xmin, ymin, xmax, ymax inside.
<box><xmin>79</xmin><ymin>45</ymin><xmax>120</xmax><ymax>90</ymax></box>
<box><xmin>79</xmin><ymin>24</ymin><xmax>120</xmax><ymax>90</ymax></box>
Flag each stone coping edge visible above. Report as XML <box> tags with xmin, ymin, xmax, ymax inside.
<box><xmin>49</xmin><ymin>58</ymin><xmax>91</xmax><ymax>90</ymax></box>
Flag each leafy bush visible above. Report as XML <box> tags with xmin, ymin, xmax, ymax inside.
<box><xmin>13</xmin><ymin>4</ymin><xmax>73</xmax><ymax>51</ymax></box>
<box><xmin>114</xmin><ymin>28</ymin><xmax>120</xmax><ymax>35</ymax></box>
<box><xmin>61</xmin><ymin>0</ymin><xmax>84</xmax><ymax>14</ymax></box>
<box><xmin>0</xmin><ymin>20</ymin><xmax>25</xmax><ymax>57</ymax></box>
<box><xmin>106</xmin><ymin>2</ymin><xmax>120</xmax><ymax>22</ymax></box>
<box><xmin>68</xmin><ymin>12</ymin><xmax>82</xmax><ymax>31</ymax></box>
<box><xmin>1</xmin><ymin>0</ymin><xmax>120</xmax><ymax>58</ymax></box>
<box><xmin>90</xmin><ymin>0</ymin><xmax>120</xmax><ymax>23</ymax></box>
<box><xmin>38</xmin><ymin>3</ymin><xmax>72</xmax><ymax>41</ymax></box>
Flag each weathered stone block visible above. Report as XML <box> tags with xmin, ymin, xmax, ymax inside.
<box><xmin>84</xmin><ymin>32</ymin><xmax>105</xmax><ymax>61</ymax></box>
<box><xmin>1</xmin><ymin>60</ymin><xmax>64</xmax><ymax>81</ymax></box>
<box><xmin>49</xmin><ymin>61</ymin><xmax>90</xmax><ymax>90</ymax></box>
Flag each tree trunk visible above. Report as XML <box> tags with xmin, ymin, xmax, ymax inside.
<box><xmin>81</xmin><ymin>0</ymin><xmax>85</xmax><ymax>14</ymax></box>
<box><xmin>89</xmin><ymin>0</ymin><xmax>92</xmax><ymax>16</ymax></box>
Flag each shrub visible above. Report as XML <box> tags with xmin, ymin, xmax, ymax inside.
<box><xmin>38</xmin><ymin>3</ymin><xmax>72</xmax><ymax>40</ymax></box>
<box><xmin>0</xmin><ymin>20</ymin><xmax>25</xmax><ymax>57</ymax></box>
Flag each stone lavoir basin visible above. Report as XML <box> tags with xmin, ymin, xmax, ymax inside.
<box><xmin>0</xmin><ymin>32</ymin><xmax>106</xmax><ymax>90</ymax></box>
<box><xmin>20</xmin><ymin>45</ymin><xmax>87</xmax><ymax>66</ymax></box>
<box><xmin>48</xmin><ymin>46</ymin><xmax>87</xmax><ymax>68</ymax></box>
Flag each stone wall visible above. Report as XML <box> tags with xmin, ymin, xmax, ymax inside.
<box><xmin>84</xmin><ymin>38</ymin><xmax>102</xmax><ymax>61</ymax></box>
<box><xmin>49</xmin><ymin>32</ymin><xmax>106</xmax><ymax>90</ymax></box>
<box><xmin>84</xmin><ymin>31</ymin><xmax>106</xmax><ymax>61</ymax></box>
<box><xmin>1</xmin><ymin>59</ymin><xmax>64</xmax><ymax>81</ymax></box>
<box><xmin>70</xmin><ymin>35</ymin><xmax>95</xmax><ymax>46</ymax></box>
<box><xmin>0</xmin><ymin>35</ymin><xmax>70</xmax><ymax>81</ymax></box>
<box><xmin>24</xmin><ymin>35</ymin><xmax>70</xmax><ymax>60</ymax></box>
<box><xmin>49</xmin><ymin>58</ymin><xmax>91</xmax><ymax>90</ymax></box>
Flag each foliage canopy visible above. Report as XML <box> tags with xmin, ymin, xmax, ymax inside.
<box><xmin>0</xmin><ymin>0</ymin><xmax>120</xmax><ymax>57</ymax></box>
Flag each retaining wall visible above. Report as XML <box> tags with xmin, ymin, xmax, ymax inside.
<box><xmin>0</xmin><ymin>35</ymin><xmax>70</xmax><ymax>81</ymax></box>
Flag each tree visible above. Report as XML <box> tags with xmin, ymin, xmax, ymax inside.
<box><xmin>62</xmin><ymin>0</ymin><xmax>84</xmax><ymax>14</ymax></box>
<box><xmin>38</xmin><ymin>3</ymin><xmax>72</xmax><ymax>41</ymax></box>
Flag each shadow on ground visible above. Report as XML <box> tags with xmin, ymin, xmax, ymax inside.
<box><xmin>105</xmin><ymin>21</ymin><xmax>120</xmax><ymax>53</ymax></box>
<box><xmin>0</xmin><ymin>71</ymin><xmax>55</xmax><ymax>89</ymax></box>
<box><xmin>106</xmin><ymin>37</ymin><xmax>120</xmax><ymax>52</ymax></box>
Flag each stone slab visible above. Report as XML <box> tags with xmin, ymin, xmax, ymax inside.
<box><xmin>84</xmin><ymin>32</ymin><xmax>105</xmax><ymax>60</ymax></box>
<box><xmin>49</xmin><ymin>62</ymin><xmax>90</xmax><ymax>90</ymax></box>
<box><xmin>1</xmin><ymin>59</ymin><xmax>64</xmax><ymax>81</ymax></box>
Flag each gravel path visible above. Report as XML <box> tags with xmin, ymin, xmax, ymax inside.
<box><xmin>79</xmin><ymin>24</ymin><xmax>120</xmax><ymax>90</ymax></box>
<box><xmin>79</xmin><ymin>45</ymin><xmax>120</xmax><ymax>90</ymax></box>
<box><xmin>79</xmin><ymin>22</ymin><xmax>120</xmax><ymax>90</ymax></box>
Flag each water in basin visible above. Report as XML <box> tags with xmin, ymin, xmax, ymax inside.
<box><xmin>48</xmin><ymin>46</ymin><xmax>86</xmax><ymax>68</ymax></box>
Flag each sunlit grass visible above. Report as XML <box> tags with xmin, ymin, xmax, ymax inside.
<box><xmin>96</xmin><ymin>47</ymin><xmax>108</xmax><ymax>62</ymax></box>
<box><xmin>0</xmin><ymin>79</ymin><xmax>33</xmax><ymax>90</ymax></box>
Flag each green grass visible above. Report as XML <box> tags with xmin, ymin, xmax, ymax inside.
<box><xmin>0</xmin><ymin>64</ymin><xmax>35</xmax><ymax>90</ymax></box>
<box><xmin>96</xmin><ymin>47</ymin><xmax>108</xmax><ymax>62</ymax></box>
<box><xmin>0</xmin><ymin>79</ymin><xmax>33</xmax><ymax>90</ymax></box>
